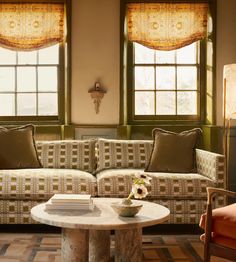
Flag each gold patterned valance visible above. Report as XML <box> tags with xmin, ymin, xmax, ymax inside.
<box><xmin>0</xmin><ymin>3</ymin><xmax>64</xmax><ymax>51</ymax></box>
<box><xmin>127</xmin><ymin>3</ymin><xmax>208</xmax><ymax>51</ymax></box>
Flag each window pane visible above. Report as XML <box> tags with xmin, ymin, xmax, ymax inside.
<box><xmin>135</xmin><ymin>66</ymin><xmax>154</xmax><ymax>90</ymax></box>
<box><xmin>135</xmin><ymin>91</ymin><xmax>154</xmax><ymax>115</ymax></box>
<box><xmin>156</xmin><ymin>50</ymin><xmax>175</xmax><ymax>63</ymax></box>
<box><xmin>156</xmin><ymin>67</ymin><xmax>175</xmax><ymax>90</ymax></box>
<box><xmin>17</xmin><ymin>67</ymin><xmax>36</xmax><ymax>92</ymax></box>
<box><xmin>18</xmin><ymin>51</ymin><xmax>37</xmax><ymax>65</ymax></box>
<box><xmin>38</xmin><ymin>67</ymin><xmax>58</xmax><ymax>92</ymax></box>
<box><xmin>177</xmin><ymin>67</ymin><xmax>197</xmax><ymax>90</ymax></box>
<box><xmin>156</xmin><ymin>92</ymin><xmax>175</xmax><ymax>115</ymax></box>
<box><xmin>0</xmin><ymin>94</ymin><xmax>15</xmax><ymax>116</ymax></box>
<box><xmin>39</xmin><ymin>44</ymin><xmax>59</xmax><ymax>64</ymax></box>
<box><xmin>38</xmin><ymin>93</ymin><xmax>58</xmax><ymax>115</ymax></box>
<box><xmin>176</xmin><ymin>43</ymin><xmax>197</xmax><ymax>64</ymax></box>
<box><xmin>0</xmin><ymin>68</ymin><xmax>15</xmax><ymax>92</ymax></box>
<box><xmin>0</xmin><ymin>48</ymin><xmax>16</xmax><ymax>65</ymax></box>
<box><xmin>17</xmin><ymin>94</ymin><xmax>36</xmax><ymax>115</ymax></box>
<box><xmin>177</xmin><ymin>91</ymin><xmax>197</xmax><ymax>115</ymax></box>
<box><xmin>134</xmin><ymin>43</ymin><xmax>154</xmax><ymax>64</ymax></box>
<box><xmin>207</xmin><ymin>41</ymin><xmax>213</xmax><ymax>66</ymax></box>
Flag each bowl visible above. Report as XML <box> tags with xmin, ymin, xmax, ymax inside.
<box><xmin>111</xmin><ymin>201</ymin><xmax>143</xmax><ymax>217</ymax></box>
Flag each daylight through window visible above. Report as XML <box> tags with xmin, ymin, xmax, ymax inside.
<box><xmin>134</xmin><ymin>42</ymin><xmax>199</xmax><ymax>116</ymax></box>
<box><xmin>0</xmin><ymin>44</ymin><xmax>59</xmax><ymax>116</ymax></box>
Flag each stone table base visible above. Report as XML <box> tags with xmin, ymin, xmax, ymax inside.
<box><xmin>115</xmin><ymin>228</ymin><xmax>142</xmax><ymax>262</ymax></box>
<box><xmin>89</xmin><ymin>229</ymin><xmax>110</xmax><ymax>262</ymax></box>
<box><xmin>62</xmin><ymin>228</ymin><xmax>89</xmax><ymax>262</ymax></box>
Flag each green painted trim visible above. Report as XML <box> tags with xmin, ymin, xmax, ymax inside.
<box><xmin>63</xmin><ymin>125</ymin><xmax>75</xmax><ymax>140</ymax></box>
<box><xmin>120</xmin><ymin>0</ymin><xmax>126</xmax><ymax>125</ymax></box>
<box><xmin>117</xmin><ymin>125</ymin><xmax>131</xmax><ymax>139</ymax></box>
<box><xmin>210</xmin><ymin>0</ymin><xmax>217</xmax><ymax>125</ymax></box>
<box><xmin>64</xmin><ymin>0</ymin><xmax>72</xmax><ymax>125</ymax></box>
<box><xmin>129</xmin><ymin>124</ymin><xmax>202</xmax><ymax>139</ymax></box>
<box><xmin>201</xmin><ymin>125</ymin><xmax>222</xmax><ymax>153</ymax></box>
<box><xmin>200</xmin><ymin>40</ymin><xmax>207</xmax><ymax>123</ymax></box>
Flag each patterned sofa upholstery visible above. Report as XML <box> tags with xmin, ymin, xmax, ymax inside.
<box><xmin>0</xmin><ymin>138</ymin><xmax>225</xmax><ymax>224</ymax></box>
<box><xmin>96</xmin><ymin>139</ymin><xmax>226</xmax><ymax>224</ymax></box>
<box><xmin>0</xmin><ymin>140</ymin><xmax>97</xmax><ymax>224</ymax></box>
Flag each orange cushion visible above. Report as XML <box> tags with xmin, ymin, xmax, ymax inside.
<box><xmin>200</xmin><ymin>233</ymin><xmax>236</xmax><ymax>250</ymax></box>
<box><xmin>199</xmin><ymin>203</ymin><xmax>236</xmax><ymax>240</ymax></box>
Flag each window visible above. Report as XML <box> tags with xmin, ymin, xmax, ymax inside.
<box><xmin>0</xmin><ymin>44</ymin><xmax>60</xmax><ymax>117</ymax></box>
<box><xmin>133</xmin><ymin>42</ymin><xmax>199</xmax><ymax>118</ymax></box>
<box><xmin>0</xmin><ymin>1</ymin><xmax>69</xmax><ymax>124</ymax></box>
<box><xmin>122</xmin><ymin>1</ymin><xmax>213</xmax><ymax>125</ymax></box>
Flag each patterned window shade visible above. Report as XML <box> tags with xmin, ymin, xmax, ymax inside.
<box><xmin>127</xmin><ymin>3</ymin><xmax>208</xmax><ymax>51</ymax></box>
<box><xmin>0</xmin><ymin>3</ymin><xmax>64</xmax><ymax>51</ymax></box>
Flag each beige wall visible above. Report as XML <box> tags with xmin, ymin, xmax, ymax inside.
<box><xmin>71</xmin><ymin>0</ymin><xmax>236</xmax><ymax>126</ymax></box>
<box><xmin>71</xmin><ymin>0</ymin><xmax>120</xmax><ymax>125</ymax></box>
<box><xmin>216</xmin><ymin>0</ymin><xmax>236</xmax><ymax>126</ymax></box>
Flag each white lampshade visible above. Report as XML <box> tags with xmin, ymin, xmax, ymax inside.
<box><xmin>224</xmin><ymin>63</ymin><xmax>236</xmax><ymax>119</ymax></box>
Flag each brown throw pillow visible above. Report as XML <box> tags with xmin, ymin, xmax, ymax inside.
<box><xmin>145</xmin><ymin>128</ymin><xmax>202</xmax><ymax>173</ymax></box>
<box><xmin>0</xmin><ymin>125</ymin><xmax>42</xmax><ymax>169</ymax></box>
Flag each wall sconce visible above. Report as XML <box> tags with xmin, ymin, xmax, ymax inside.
<box><xmin>88</xmin><ymin>82</ymin><xmax>106</xmax><ymax>114</ymax></box>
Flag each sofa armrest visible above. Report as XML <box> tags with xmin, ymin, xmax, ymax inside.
<box><xmin>196</xmin><ymin>149</ymin><xmax>226</xmax><ymax>208</ymax></box>
<box><xmin>196</xmin><ymin>149</ymin><xmax>225</xmax><ymax>188</ymax></box>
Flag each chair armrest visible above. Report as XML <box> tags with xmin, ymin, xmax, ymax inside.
<box><xmin>204</xmin><ymin>187</ymin><xmax>236</xmax><ymax>241</ymax></box>
<box><xmin>196</xmin><ymin>149</ymin><xmax>225</xmax><ymax>188</ymax></box>
<box><xmin>207</xmin><ymin>187</ymin><xmax>236</xmax><ymax>205</ymax></box>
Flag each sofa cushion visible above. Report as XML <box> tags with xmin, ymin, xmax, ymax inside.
<box><xmin>36</xmin><ymin>139</ymin><xmax>96</xmax><ymax>173</ymax></box>
<box><xmin>0</xmin><ymin>125</ymin><xmax>42</xmax><ymax>169</ymax></box>
<box><xmin>96</xmin><ymin>139</ymin><xmax>153</xmax><ymax>172</ymax></box>
<box><xmin>145</xmin><ymin>128</ymin><xmax>202</xmax><ymax>173</ymax></box>
<box><xmin>0</xmin><ymin>168</ymin><xmax>97</xmax><ymax>200</ymax></box>
<box><xmin>96</xmin><ymin>169</ymin><xmax>215</xmax><ymax>199</ymax></box>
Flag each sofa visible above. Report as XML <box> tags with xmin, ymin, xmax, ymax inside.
<box><xmin>0</xmin><ymin>138</ymin><xmax>225</xmax><ymax>224</ymax></box>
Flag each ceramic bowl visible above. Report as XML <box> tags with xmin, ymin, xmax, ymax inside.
<box><xmin>111</xmin><ymin>201</ymin><xmax>143</xmax><ymax>217</ymax></box>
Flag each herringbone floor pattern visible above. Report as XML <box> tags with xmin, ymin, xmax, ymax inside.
<box><xmin>0</xmin><ymin>234</ymin><xmax>232</xmax><ymax>262</ymax></box>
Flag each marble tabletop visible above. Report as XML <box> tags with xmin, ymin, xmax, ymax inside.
<box><xmin>31</xmin><ymin>198</ymin><xmax>170</xmax><ymax>230</ymax></box>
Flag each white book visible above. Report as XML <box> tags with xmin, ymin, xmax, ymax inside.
<box><xmin>50</xmin><ymin>194</ymin><xmax>91</xmax><ymax>203</ymax></box>
<box><xmin>47</xmin><ymin>199</ymin><xmax>94</xmax><ymax>206</ymax></box>
<box><xmin>45</xmin><ymin>200</ymin><xmax>94</xmax><ymax>211</ymax></box>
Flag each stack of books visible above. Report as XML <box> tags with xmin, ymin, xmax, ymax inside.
<box><xmin>45</xmin><ymin>194</ymin><xmax>94</xmax><ymax>211</ymax></box>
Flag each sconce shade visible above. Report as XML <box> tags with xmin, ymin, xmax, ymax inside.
<box><xmin>224</xmin><ymin>64</ymin><xmax>236</xmax><ymax>119</ymax></box>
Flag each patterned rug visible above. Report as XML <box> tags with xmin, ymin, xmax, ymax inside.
<box><xmin>0</xmin><ymin>233</ymin><xmax>231</xmax><ymax>262</ymax></box>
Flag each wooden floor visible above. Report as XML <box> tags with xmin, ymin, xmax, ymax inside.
<box><xmin>0</xmin><ymin>233</ymin><xmax>232</xmax><ymax>262</ymax></box>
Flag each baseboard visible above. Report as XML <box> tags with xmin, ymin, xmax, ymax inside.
<box><xmin>0</xmin><ymin>224</ymin><xmax>61</xmax><ymax>233</ymax></box>
<box><xmin>0</xmin><ymin>224</ymin><xmax>203</xmax><ymax>235</ymax></box>
<box><xmin>143</xmin><ymin>224</ymin><xmax>204</xmax><ymax>235</ymax></box>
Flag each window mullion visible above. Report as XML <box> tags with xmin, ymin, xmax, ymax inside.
<box><xmin>154</xmin><ymin>51</ymin><xmax>157</xmax><ymax>116</ymax></box>
<box><xmin>36</xmin><ymin>51</ymin><xmax>39</xmax><ymax>116</ymax></box>
<box><xmin>15</xmin><ymin>52</ymin><xmax>18</xmax><ymax>116</ymax></box>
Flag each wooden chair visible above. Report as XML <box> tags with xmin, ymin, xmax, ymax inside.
<box><xmin>199</xmin><ymin>187</ymin><xmax>236</xmax><ymax>262</ymax></box>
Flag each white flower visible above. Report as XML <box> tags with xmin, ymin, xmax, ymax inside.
<box><xmin>134</xmin><ymin>173</ymin><xmax>152</xmax><ymax>185</ymax></box>
<box><xmin>132</xmin><ymin>184</ymin><xmax>148</xmax><ymax>199</ymax></box>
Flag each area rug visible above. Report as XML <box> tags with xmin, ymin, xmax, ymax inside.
<box><xmin>0</xmin><ymin>233</ymin><xmax>231</xmax><ymax>262</ymax></box>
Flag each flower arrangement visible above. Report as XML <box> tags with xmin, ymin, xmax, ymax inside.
<box><xmin>122</xmin><ymin>173</ymin><xmax>152</xmax><ymax>205</ymax></box>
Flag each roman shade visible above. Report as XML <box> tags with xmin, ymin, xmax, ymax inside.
<box><xmin>0</xmin><ymin>3</ymin><xmax>64</xmax><ymax>51</ymax></box>
<box><xmin>127</xmin><ymin>3</ymin><xmax>208</xmax><ymax>50</ymax></box>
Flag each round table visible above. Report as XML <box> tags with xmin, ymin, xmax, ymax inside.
<box><xmin>31</xmin><ymin>198</ymin><xmax>170</xmax><ymax>262</ymax></box>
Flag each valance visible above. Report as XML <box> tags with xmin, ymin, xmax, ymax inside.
<box><xmin>0</xmin><ymin>3</ymin><xmax>64</xmax><ymax>51</ymax></box>
<box><xmin>127</xmin><ymin>3</ymin><xmax>208</xmax><ymax>51</ymax></box>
